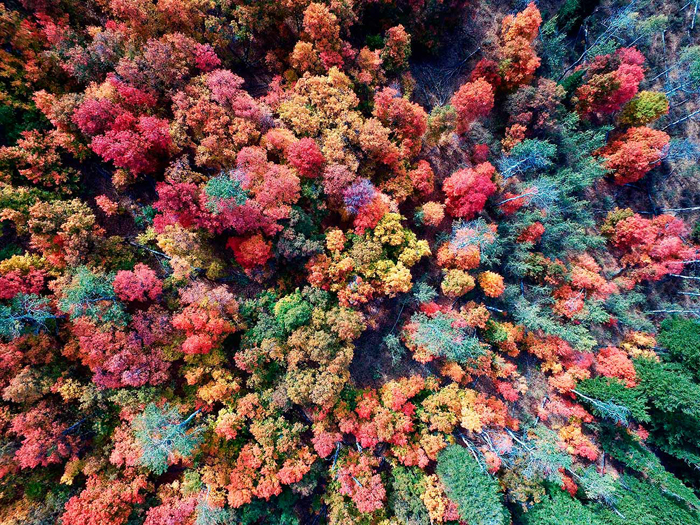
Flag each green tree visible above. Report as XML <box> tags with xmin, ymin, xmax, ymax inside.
<box><xmin>0</xmin><ymin>293</ymin><xmax>56</xmax><ymax>340</ymax></box>
<box><xmin>389</xmin><ymin>466</ymin><xmax>430</xmax><ymax>525</ymax></box>
<box><xmin>658</xmin><ymin>317</ymin><xmax>700</xmax><ymax>380</ymax></box>
<box><xmin>409</xmin><ymin>311</ymin><xmax>485</xmax><ymax>363</ymax></box>
<box><xmin>436</xmin><ymin>445</ymin><xmax>510</xmax><ymax>525</ymax></box>
<box><xmin>575</xmin><ymin>377</ymin><xmax>649</xmax><ymax>425</ymax></box>
<box><xmin>522</xmin><ymin>487</ymin><xmax>603</xmax><ymax>525</ymax></box>
<box><xmin>57</xmin><ymin>266</ymin><xmax>127</xmax><ymax>326</ymax></box>
<box><xmin>133</xmin><ymin>403</ymin><xmax>203</xmax><ymax>476</ymax></box>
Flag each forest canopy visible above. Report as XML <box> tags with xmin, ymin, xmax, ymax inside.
<box><xmin>1</xmin><ymin>0</ymin><xmax>700</xmax><ymax>524</ymax></box>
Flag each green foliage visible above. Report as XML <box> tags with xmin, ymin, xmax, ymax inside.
<box><xmin>555</xmin><ymin>0</ymin><xmax>599</xmax><ymax>34</ymax></box>
<box><xmin>389</xmin><ymin>466</ymin><xmax>430</xmax><ymax>525</ymax></box>
<box><xmin>409</xmin><ymin>311</ymin><xmax>485</xmax><ymax>363</ymax></box>
<box><xmin>594</xmin><ymin>475</ymin><xmax>700</xmax><ymax>525</ymax></box>
<box><xmin>0</xmin><ymin>242</ymin><xmax>22</xmax><ymax>261</ymax></box>
<box><xmin>575</xmin><ymin>377</ymin><xmax>649</xmax><ymax>424</ymax></box>
<box><xmin>133</xmin><ymin>403</ymin><xmax>203</xmax><ymax>476</ymax></box>
<box><xmin>195</xmin><ymin>498</ymin><xmax>237</xmax><ymax>525</ymax></box>
<box><xmin>540</xmin><ymin>18</ymin><xmax>567</xmax><ymax>74</ymax></box>
<box><xmin>518</xmin><ymin>426</ymin><xmax>573</xmax><ymax>484</ymax></box>
<box><xmin>604</xmin><ymin>291</ymin><xmax>654</xmax><ymax>332</ymax></box>
<box><xmin>633</xmin><ymin>357</ymin><xmax>700</xmax><ymax>474</ymax></box>
<box><xmin>522</xmin><ymin>487</ymin><xmax>603</xmax><ymax>525</ymax></box>
<box><xmin>577</xmin><ymin>465</ymin><xmax>618</xmax><ymax>507</ymax></box>
<box><xmin>0</xmin><ymin>105</ymin><xmax>46</xmax><ymax>147</ymax></box>
<box><xmin>273</xmin><ymin>291</ymin><xmax>313</xmax><ymax>333</ymax></box>
<box><xmin>597</xmin><ymin>423</ymin><xmax>700</xmax><ymax>508</ymax></box>
<box><xmin>412</xmin><ymin>281</ymin><xmax>437</xmax><ymax>304</ymax></box>
<box><xmin>509</xmin><ymin>294</ymin><xmax>596</xmax><ymax>351</ymax></box>
<box><xmin>658</xmin><ymin>317</ymin><xmax>700</xmax><ymax>379</ymax></box>
<box><xmin>133</xmin><ymin>205</ymin><xmax>156</xmax><ymax>229</ymax></box>
<box><xmin>57</xmin><ymin>266</ymin><xmax>128</xmax><ymax>326</ymax></box>
<box><xmin>497</xmin><ymin>139</ymin><xmax>557</xmax><ymax>180</ymax></box>
<box><xmin>0</xmin><ymin>293</ymin><xmax>56</xmax><ymax>340</ymax></box>
<box><xmin>205</xmin><ymin>173</ymin><xmax>249</xmax><ymax>214</ymax></box>
<box><xmin>383</xmin><ymin>333</ymin><xmax>406</xmax><ymax>365</ymax></box>
<box><xmin>634</xmin><ymin>357</ymin><xmax>700</xmax><ymax>421</ymax></box>
<box><xmin>235</xmin><ymin>491</ymin><xmax>300</xmax><ymax>525</ymax></box>
<box><xmin>560</xmin><ymin>69</ymin><xmax>586</xmax><ymax>96</ymax></box>
<box><xmin>436</xmin><ymin>445</ymin><xmax>510</xmax><ymax>525</ymax></box>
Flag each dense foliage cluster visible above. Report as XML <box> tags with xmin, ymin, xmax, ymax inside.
<box><xmin>1</xmin><ymin>0</ymin><xmax>700</xmax><ymax>523</ymax></box>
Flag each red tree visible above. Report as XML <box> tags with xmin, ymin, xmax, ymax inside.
<box><xmin>113</xmin><ymin>264</ymin><xmax>162</xmax><ymax>302</ymax></box>
<box><xmin>287</xmin><ymin>137</ymin><xmax>325</xmax><ymax>178</ymax></box>
<box><xmin>450</xmin><ymin>78</ymin><xmax>495</xmax><ymax>134</ymax></box>
<box><xmin>599</xmin><ymin>126</ymin><xmax>669</xmax><ymax>184</ymax></box>
<box><xmin>575</xmin><ymin>47</ymin><xmax>646</xmax><ymax>116</ymax></box>
<box><xmin>442</xmin><ymin>162</ymin><xmax>497</xmax><ymax>219</ymax></box>
<box><xmin>61</xmin><ymin>475</ymin><xmax>148</xmax><ymax>525</ymax></box>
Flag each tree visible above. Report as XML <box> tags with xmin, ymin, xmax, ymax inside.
<box><xmin>90</xmin><ymin>115</ymin><xmax>171</xmax><ymax>175</ymax></box>
<box><xmin>658</xmin><ymin>317</ymin><xmax>700</xmax><ymax>380</ymax></box>
<box><xmin>286</xmin><ymin>138</ymin><xmax>324</xmax><ymax>178</ymax></box>
<box><xmin>522</xmin><ymin>487</ymin><xmax>603</xmax><ymax>525</ymax></box>
<box><xmin>575</xmin><ymin>48</ymin><xmax>646</xmax><ymax>116</ymax></box>
<box><xmin>450</xmin><ymin>78</ymin><xmax>494</xmax><ymax>134</ymax></box>
<box><xmin>57</xmin><ymin>266</ymin><xmax>127</xmax><ymax>326</ymax></box>
<box><xmin>599</xmin><ymin>127</ymin><xmax>669</xmax><ymax>185</ymax></box>
<box><xmin>336</xmin><ymin>450</ymin><xmax>386</xmax><ymax>513</ymax></box>
<box><xmin>61</xmin><ymin>475</ymin><xmax>148</xmax><ymax>525</ymax></box>
<box><xmin>11</xmin><ymin>402</ymin><xmax>79</xmax><ymax>469</ymax></box>
<box><xmin>382</xmin><ymin>25</ymin><xmax>411</xmax><ymax>72</ymax></box>
<box><xmin>498</xmin><ymin>3</ymin><xmax>542</xmax><ymax>89</ymax></box>
<box><xmin>0</xmin><ymin>293</ymin><xmax>55</xmax><ymax>340</ymax></box>
<box><xmin>575</xmin><ymin>376</ymin><xmax>648</xmax><ymax>425</ymax></box>
<box><xmin>443</xmin><ymin>162</ymin><xmax>497</xmax><ymax>219</ymax></box>
<box><xmin>618</xmin><ymin>91</ymin><xmax>669</xmax><ymax>126</ymax></box>
<box><xmin>113</xmin><ymin>264</ymin><xmax>162</xmax><ymax>302</ymax></box>
<box><xmin>479</xmin><ymin>271</ymin><xmax>505</xmax><ymax>298</ymax></box>
<box><xmin>389</xmin><ymin>466</ymin><xmax>430</xmax><ymax>525</ymax></box>
<box><xmin>497</xmin><ymin>139</ymin><xmax>557</xmax><ymax>180</ymax></box>
<box><xmin>227</xmin><ymin>234</ymin><xmax>273</xmax><ymax>271</ymax></box>
<box><xmin>132</xmin><ymin>403</ymin><xmax>203</xmax><ymax>475</ymax></box>
<box><xmin>403</xmin><ymin>310</ymin><xmax>484</xmax><ymax>363</ymax></box>
<box><xmin>171</xmin><ymin>69</ymin><xmax>264</xmax><ymax>170</ymax></box>
<box><xmin>436</xmin><ymin>445</ymin><xmax>510</xmax><ymax>525</ymax></box>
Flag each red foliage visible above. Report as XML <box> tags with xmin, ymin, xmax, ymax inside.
<box><xmin>442</xmin><ymin>162</ymin><xmax>497</xmax><ymax>219</ymax></box>
<box><xmin>576</xmin><ymin>47</ymin><xmax>646</xmax><ymax>115</ymax></box>
<box><xmin>61</xmin><ymin>475</ymin><xmax>147</xmax><ymax>525</ymax></box>
<box><xmin>144</xmin><ymin>495</ymin><xmax>198</xmax><ymax>525</ymax></box>
<box><xmin>336</xmin><ymin>451</ymin><xmax>386</xmax><ymax>513</ymax></box>
<box><xmin>517</xmin><ymin>222</ymin><xmax>545</xmax><ymax>243</ymax></box>
<box><xmin>286</xmin><ymin>137</ymin><xmax>325</xmax><ymax>178</ymax></box>
<box><xmin>408</xmin><ymin>160</ymin><xmax>435</xmax><ymax>196</ymax></box>
<box><xmin>595</xmin><ymin>346</ymin><xmax>637</xmax><ymax>387</ymax></box>
<box><xmin>67</xmin><ymin>314</ymin><xmax>171</xmax><ymax>388</ymax></box>
<box><xmin>0</xmin><ymin>269</ymin><xmax>46</xmax><ymax>300</ymax></box>
<box><xmin>373</xmin><ymin>87</ymin><xmax>428</xmax><ymax>159</ymax></box>
<box><xmin>353</xmin><ymin>195</ymin><xmax>390</xmax><ymax>234</ymax></box>
<box><xmin>599</xmin><ymin>126</ymin><xmax>669</xmax><ymax>185</ymax></box>
<box><xmin>498</xmin><ymin>2</ymin><xmax>542</xmax><ymax>89</ymax></box>
<box><xmin>227</xmin><ymin>234</ymin><xmax>274</xmax><ymax>270</ymax></box>
<box><xmin>91</xmin><ymin>115</ymin><xmax>171</xmax><ymax>174</ymax></box>
<box><xmin>11</xmin><ymin>402</ymin><xmax>79</xmax><ymax>469</ymax></box>
<box><xmin>172</xmin><ymin>284</ymin><xmax>240</xmax><ymax>355</ymax></box>
<box><xmin>154</xmin><ymin>150</ymin><xmax>300</xmax><ymax>237</ymax></box>
<box><xmin>606</xmin><ymin>211</ymin><xmax>695</xmax><ymax>283</ymax></box>
<box><xmin>450</xmin><ymin>78</ymin><xmax>494</xmax><ymax>134</ymax></box>
<box><xmin>470</xmin><ymin>59</ymin><xmax>502</xmax><ymax>90</ymax></box>
<box><xmin>113</xmin><ymin>264</ymin><xmax>162</xmax><ymax>302</ymax></box>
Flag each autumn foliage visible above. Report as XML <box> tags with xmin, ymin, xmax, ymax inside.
<box><xmin>0</xmin><ymin>1</ymin><xmax>698</xmax><ymax>524</ymax></box>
